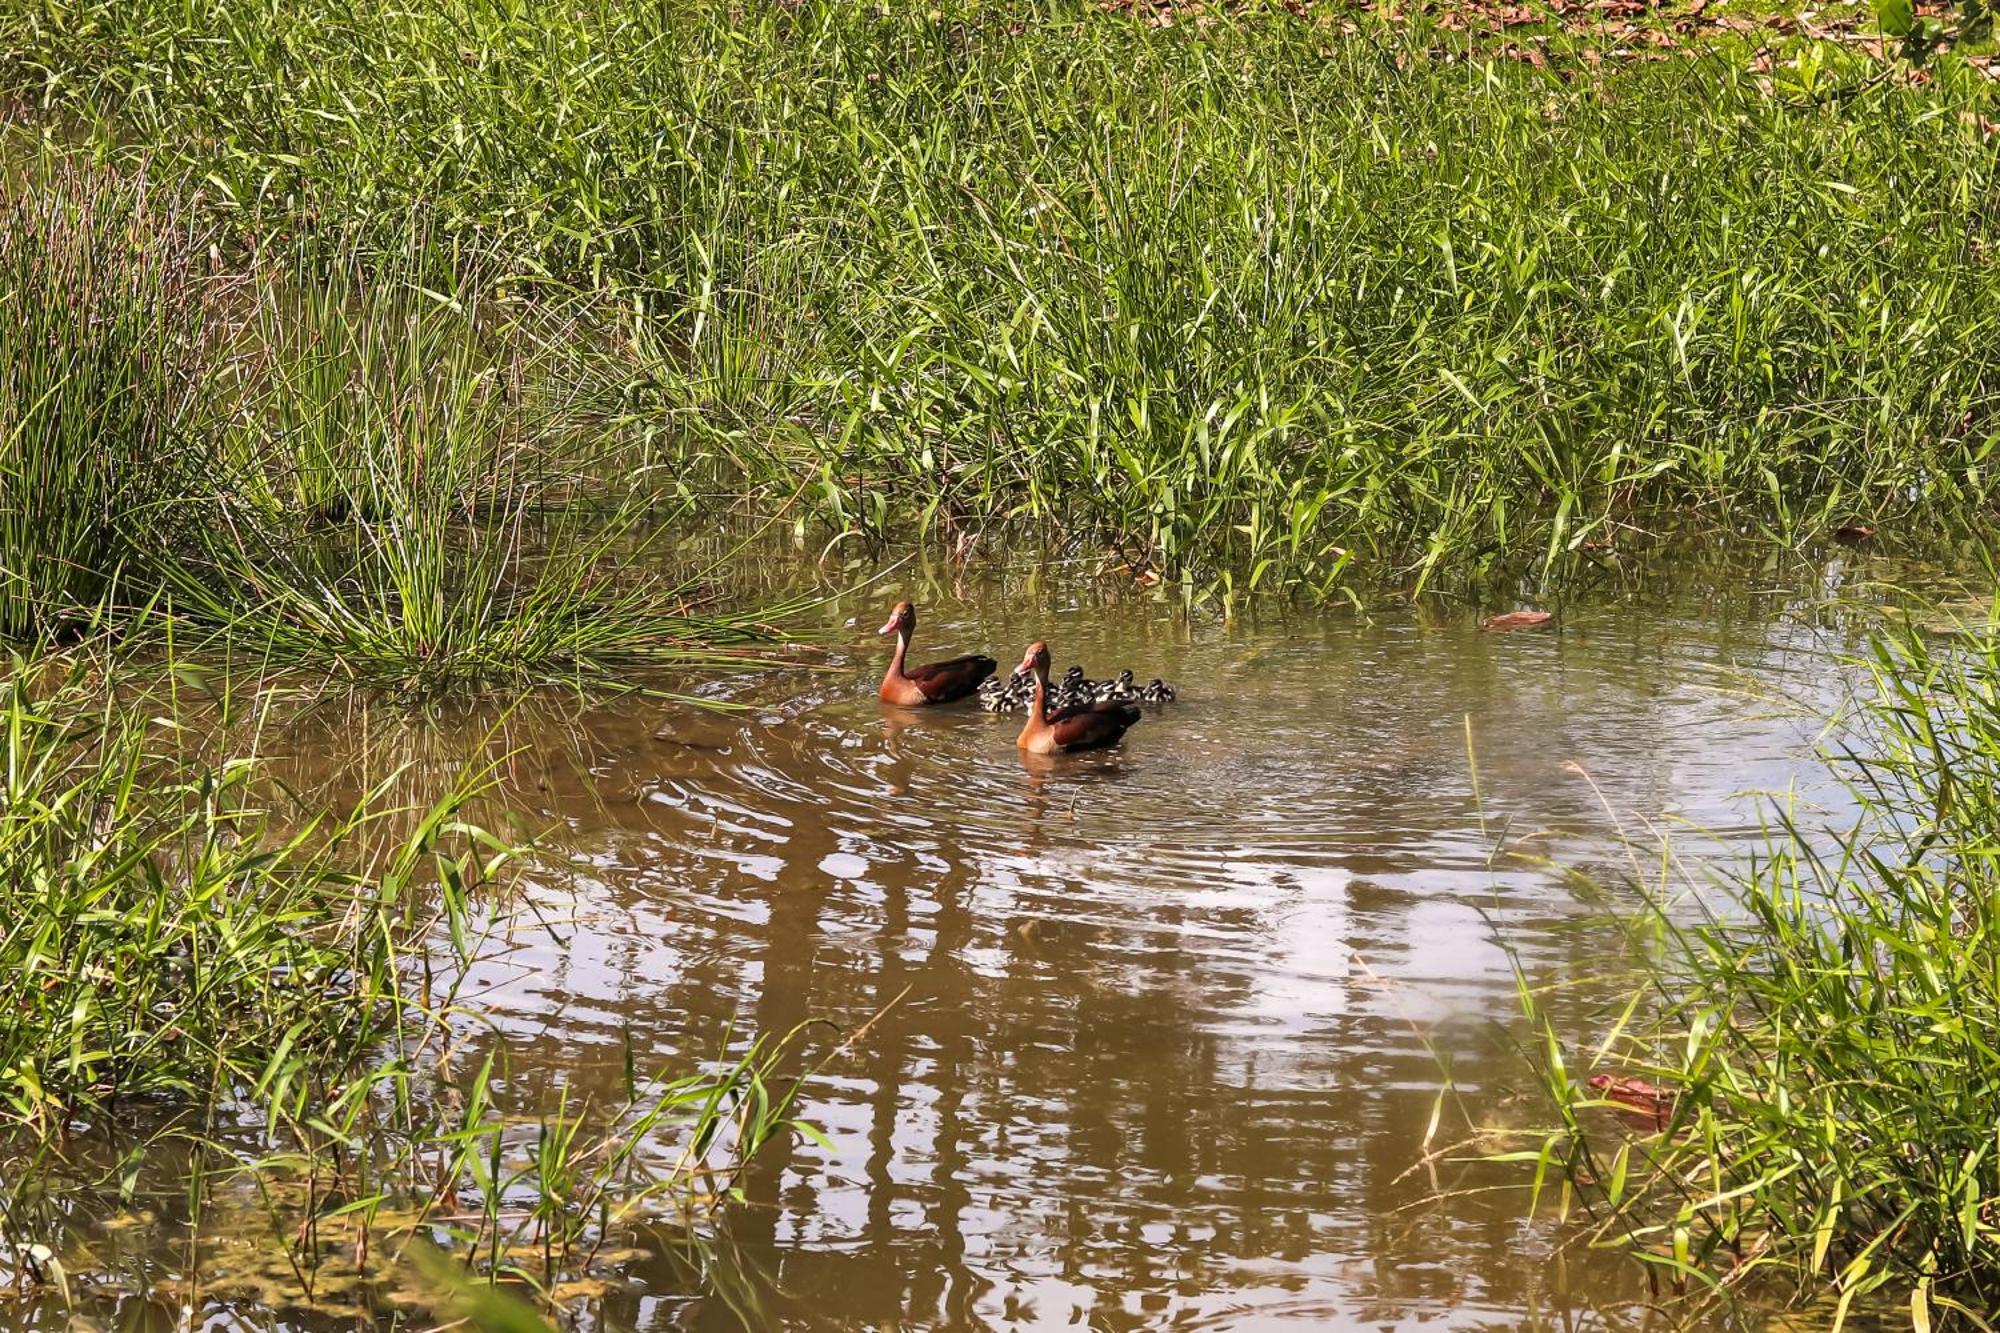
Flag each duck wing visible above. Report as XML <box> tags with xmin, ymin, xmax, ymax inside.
<box><xmin>1048</xmin><ymin>700</ymin><xmax>1141</xmax><ymax>750</ymax></box>
<box><xmin>907</xmin><ymin>653</ymin><xmax>997</xmax><ymax>703</ymax></box>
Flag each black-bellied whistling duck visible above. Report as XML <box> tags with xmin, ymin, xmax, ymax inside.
<box><xmin>877</xmin><ymin>601</ymin><xmax>996</xmax><ymax>706</ymax></box>
<box><xmin>1015</xmin><ymin>641</ymin><xmax>1140</xmax><ymax>754</ymax></box>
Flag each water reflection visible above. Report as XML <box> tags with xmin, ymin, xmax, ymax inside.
<box><xmin>14</xmin><ymin>548</ymin><xmax>1910</xmax><ymax>1331</ymax></box>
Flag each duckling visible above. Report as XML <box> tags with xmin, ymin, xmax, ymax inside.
<box><xmin>981</xmin><ymin>662</ymin><xmax>1175</xmax><ymax>712</ymax></box>
<box><xmin>1048</xmin><ymin>665</ymin><xmax>1094</xmax><ymax>711</ymax></box>
<box><xmin>1095</xmin><ymin>670</ymin><xmax>1140</xmax><ymax>704</ymax></box>
<box><xmin>978</xmin><ymin>668</ymin><xmax>1035</xmax><ymax>713</ymax></box>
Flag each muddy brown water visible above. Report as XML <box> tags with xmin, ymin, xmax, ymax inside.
<box><xmin>10</xmin><ymin>550</ymin><xmax>1912</xmax><ymax>1331</ymax></box>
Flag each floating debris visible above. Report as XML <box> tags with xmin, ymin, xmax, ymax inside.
<box><xmin>1479</xmin><ymin>610</ymin><xmax>1555</xmax><ymax>632</ymax></box>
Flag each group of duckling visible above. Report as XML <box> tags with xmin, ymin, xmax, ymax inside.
<box><xmin>976</xmin><ymin>665</ymin><xmax>1175</xmax><ymax>714</ymax></box>
<box><xmin>874</xmin><ymin>599</ymin><xmax>1176</xmax><ymax>753</ymax></box>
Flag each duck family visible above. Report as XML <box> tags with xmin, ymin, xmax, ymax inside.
<box><xmin>875</xmin><ymin>599</ymin><xmax>1176</xmax><ymax>753</ymax></box>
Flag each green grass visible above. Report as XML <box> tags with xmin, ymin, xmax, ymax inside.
<box><xmin>1513</xmin><ymin>615</ymin><xmax>2000</xmax><ymax>1325</ymax></box>
<box><xmin>0</xmin><ymin>159</ymin><xmax>211</xmax><ymax>640</ymax></box>
<box><xmin>6</xmin><ymin>0</ymin><xmax>1999</xmax><ymax>596</ymax></box>
<box><xmin>0</xmin><ymin>654</ymin><xmax>499</xmax><ymax>1129</ymax></box>
<box><xmin>176</xmin><ymin>246</ymin><xmax>790</xmax><ymax>695</ymax></box>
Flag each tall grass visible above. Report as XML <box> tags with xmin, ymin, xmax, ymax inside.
<box><xmin>1515</xmin><ymin>618</ymin><xmax>2000</xmax><ymax>1325</ymax></box>
<box><xmin>6</xmin><ymin>0</ymin><xmax>1998</xmax><ymax>591</ymax></box>
<box><xmin>0</xmin><ymin>162</ymin><xmax>212</xmax><ymax>639</ymax></box>
<box><xmin>178</xmin><ymin>251</ymin><xmax>787</xmax><ymax>694</ymax></box>
<box><xmin>0</xmin><ymin>157</ymin><xmax>787</xmax><ymax>690</ymax></box>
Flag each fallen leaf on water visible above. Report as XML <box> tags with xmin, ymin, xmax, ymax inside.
<box><xmin>1479</xmin><ymin>610</ymin><xmax>1554</xmax><ymax>631</ymax></box>
<box><xmin>1588</xmin><ymin>1073</ymin><xmax>1676</xmax><ymax>1129</ymax></box>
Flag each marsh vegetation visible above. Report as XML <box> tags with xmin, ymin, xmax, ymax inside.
<box><xmin>3</xmin><ymin>0</ymin><xmax>2000</xmax><ymax>1325</ymax></box>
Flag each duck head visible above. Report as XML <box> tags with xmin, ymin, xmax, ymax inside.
<box><xmin>878</xmin><ymin>600</ymin><xmax>916</xmax><ymax>638</ymax></box>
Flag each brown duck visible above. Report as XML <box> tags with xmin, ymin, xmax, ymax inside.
<box><xmin>1015</xmin><ymin>641</ymin><xmax>1141</xmax><ymax>753</ymax></box>
<box><xmin>877</xmin><ymin>601</ymin><xmax>996</xmax><ymax>706</ymax></box>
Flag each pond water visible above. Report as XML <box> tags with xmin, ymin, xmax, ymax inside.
<box><xmin>11</xmin><ymin>545</ymin><xmax>1917</xmax><ymax>1331</ymax></box>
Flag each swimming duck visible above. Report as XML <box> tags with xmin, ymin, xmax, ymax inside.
<box><xmin>1015</xmin><ymin>641</ymin><xmax>1141</xmax><ymax>754</ymax></box>
<box><xmin>877</xmin><ymin>601</ymin><xmax>997</xmax><ymax>706</ymax></box>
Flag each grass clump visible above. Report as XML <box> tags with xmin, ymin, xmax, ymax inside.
<box><xmin>1517</xmin><ymin>620</ymin><xmax>2000</xmax><ymax>1325</ymax></box>
<box><xmin>182</xmin><ymin>254</ymin><xmax>784</xmax><ymax>695</ymax></box>
<box><xmin>0</xmin><ymin>162</ymin><xmax>212</xmax><ymax>640</ymax></box>
<box><xmin>0</xmin><ymin>155</ymin><xmax>783</xmax><ymax>693</ymax></box>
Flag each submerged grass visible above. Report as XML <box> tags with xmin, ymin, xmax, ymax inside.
<box><xmin>0</xmin><ymin>654</ymin><xmax>503</xmax><ymax>1130</ymax></box>
<box><xmin>1514</xmin><ymin>617</ymin><xmax>2000</xmax><ymax>1324</ymax></box>
<box><xmin>6</xmin><ymin>0</ymin><xmax>2000</xmax><ymax>593</ymax></box>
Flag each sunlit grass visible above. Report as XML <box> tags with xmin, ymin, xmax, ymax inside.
<box><xmin>0</xmin><ymin>159</ymin><xmax>789</xmax><ymax>692</ymax></box>
<box><xmin>6</xmin><ymin>0</ymin><xmax>1997</xmax><ymax>595</ymax></box>
<box><xmin>177</xmin><ymin>250</ymin><xmax>790</xmax><ymax>695</ymax></box>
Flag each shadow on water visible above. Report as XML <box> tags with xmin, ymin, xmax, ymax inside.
<box><xmin>8</xmin><ymin>538</ymin><xmax>1966</xmax><ymax>1332</ymax></box>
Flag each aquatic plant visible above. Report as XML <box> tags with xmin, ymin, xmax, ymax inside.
<box><xmin>5</xmin><ymin>0</ymin><xmax>1997</xmax><ymax>594</ymax></box>
<box><xmin>0</xmin><ymin>658</ymin><xmax>821</xmax><ymax>1315</ymax></box>
<box><xmin>1513</xmin><ymin>617</ymin><xmax>2000</xmax><ymax>1326</ymax></box>
<box><xmin>0</xmin><ymin>657</ymin><xmax>501</xmax><ymax>1130</ymax></box>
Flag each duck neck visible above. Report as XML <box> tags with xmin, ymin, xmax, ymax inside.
<box><xmin>885</xmin><ymin>626</ymin><xmax>911</xmax><ymax>682</ymax></box>
<box><xmin>1028</xmin><ymin>667</ymin><xmax>1050</xmax><ymax>723</ymax></box>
